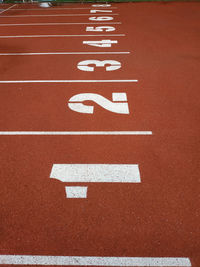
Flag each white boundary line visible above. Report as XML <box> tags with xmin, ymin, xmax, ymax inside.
<box><xmin>10</xmin><ymin>8</ymin><xmax>118</xmax><ymax>10</ymax></box>
<box><xmin>0</xmin><ymin>131</ymin><xmax>152</xmax><ymax>135</ymax></box>
<box><xmin>0</xmin><ymin>22</ymin><xmax>121</xmax><ymax>26</ymax></box>
<box><xmin>0</xmin><ymin>34</ymin><xmax>125</xmax><ymax>38</ymax></box>
<box><xmin>0</xmin><ymin>13</ymin><xmax>118</xmax><ymax>17</ymax></box>
<box><xmin>0</xmin><ymin>4</ymin><xmax>17</xmax><ymax>15</ymax></box>
<box><xmin>0</xmin><ymin>52</ymin><xmax>130</xmax><ymax>56</ymax></box>
<box><xmin>0</xmin><ymin>255</ymin><xmax>192</xmax><ymax>266</ymax></box>
<box><xmin>0</xmin><ymin>80</ymin><xmax>137</xmax><ymax>83</ymax></box>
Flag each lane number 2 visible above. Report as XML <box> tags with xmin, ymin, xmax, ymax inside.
<box><xmin>68</xmin><ymin>93</ymin><xmax>129</xmax><ymax>114</ymax></box>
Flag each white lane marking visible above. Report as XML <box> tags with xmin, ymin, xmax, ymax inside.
<box><xmin>65</xmin><ymin>186</ymin><xmax>88</xmax><ymax>198</ymax></box>
<box><xmin>52</xmin><ymin>165</ymin><xmax>140</xmax><ymax>199</ymax></box>
<box><xmin>83</xmin><ymin>40</ymin><xmax>118</xmax><ymax>48</ymax></box>
<box><xmin>0</xmin><ymin>4</ymin><xmax>17</xmax><ymax>15</ymax></box>
<box><xmin>0</xmin><ymin>79</ymin><xmax>137</xmax><ymax>83</ymax></box>
<box><xmin>0</xmin><ymin>34</ymin><xmax>125</xmax><ymax>38</ymax></box>
<box><xmin>77</xmin><ymin>60</ymin><xmax>121</xmax><ymax>72</ymax></box>
<box><xmin>86</xmin><ymin>26</ymin><xmax>115</xmax><ymax>32</ymax></box>
<box><xmin>50</xmin><ymin>164</ymin><xmax>141</xmax><ymax>183</ymax></box>
<box><xmin>0</xmin><ymin>255</ymin><xmax>192</xmax><ymax>266</ymax></box>
<box><xmin>0</xmin><ymin>22</ymin><xmax>121</xmax><ymax>26</ymax></box>
<box><xmin>10</xmin><ymin>7</ymin><xmax>118</xmax><ymax>10</ymax></box>
<box><xmin>0</xmin><ymin>52</ymin><xmax>130</xmax><ymax>56</ymax></box>
<box><xmin>0</xmin><ymin>131</ymin><xmax>153</xmax><ymax>135</ymax></box>
<box><xmin>39</xmin><ymin>3</ymin><xmax>52</xmax><ymax>8</ymax></box>
<box><xmin>0</xmin><ymin>13</ymin><xmax>118</xmax><ymax>17</ymax></box>
<box><xmin>68</xmin><ymin>93</ymin><xmax>129</xmax><ymax>114</ymax></box>
<box><xmin>90</xmin><ymin>9</ymin><xmax>113</xmax><ymax>13</ymax></box>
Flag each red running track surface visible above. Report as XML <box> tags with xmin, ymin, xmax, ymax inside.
<box><xmin>0</xmin><ymin>1</ymin><xmax>199</xmax><ymax>267</ymax></box>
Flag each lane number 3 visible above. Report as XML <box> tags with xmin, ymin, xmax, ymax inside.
<box><xmin>77</xmin><ymin>60</ymin><xmax>121</xmax><ymax>72</ymax></box>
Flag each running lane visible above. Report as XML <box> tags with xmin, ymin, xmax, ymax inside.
<box><xmin>0</xmin><ymin>2</ymin><xmax>199</xmax><ymax>267</ymax></box>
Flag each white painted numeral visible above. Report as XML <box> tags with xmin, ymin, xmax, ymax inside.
<box><xmin>83</xmin><ymin>40</ymin><xmax>117</xmax><ymax>48</ymax></box>
<box><xmin>92</xmin><ymin>4</ymin><xmax>111</xmax><ymax>7</ymax></box>
<box><xmin>90</xmin><ymin>9</ymin><xmax>112</xmax><ymax>13</ymax></box>
<box><xmin>50</xmin><ymin>164</ymin><xmax>140</xmax><ymax>199</ymax></box>
<box><xmin>77</xmin><ymin>60</ymin><xmax>121</xmax><ymax>72</ymax></box>
<box><xmin>89</xmin><ymin>16</ymin><xmax>113</xmax><ymax>21</ymax></box>
<box><xmin>50</xmin><ymin>164</ymin><xmax>140</xmax><ymax>183</ymax></box>
<box><xmin>86</xmin><ymin>26</ymin><xmax>115</xmax><ymax>32</ymax></box>
<box><xmin>68</xmin><ymin>93</ymin><xmax>129</xmax><ymax>114</ymax></box>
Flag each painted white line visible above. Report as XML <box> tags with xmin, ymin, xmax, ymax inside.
<box><xmin>65</xmin><ymin>186</ymin><xmax>88</xmax><ymax>198</ymax></box>
<box><xmin>0</xmin><ymin>4</ymin><xmax>17</xmax><ymax>15</ymax></box>
<box><xmin>10</xmin><ymin>8</ymin><xmax>118</xmax><ymax>10</ymax></box>
<box><xmin>0</xmin><ymin>13</ymin><xmax>118</xmax><ymax>17</ymax></box>
<box><xmin>0</xmin><ymin>79</ymin><xmax>136</xmax><ymax>83</ymax></box>
<box><xmin>0</xmin><ymin>34</ymin><xmax>125</xmax><ymax>38</ymax></box>
<box><xmin>50</xmin><ymin>164</ymin><xmax>141</xmax><ymax>183</ymax></box>
<box><xmin>0</xmin><ymin>22</ymin><xmax>121</xmax><ymax>26</ymax></box>
<box><xmin>0</xmin><ymin>131</ymin><xmax>152</xmax><ymax>135</ymax></box>
<box><xmin>0</xmin><ymin>255</ymin><xmax>192</xmax><ymax>266</ymax></box>
<box><xmin>0</xmin><ymin>52</ymin><xmax>130</xmax><ymax>56</ymax></box>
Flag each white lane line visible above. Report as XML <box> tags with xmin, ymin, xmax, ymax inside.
<box><xmin>0</xmin><ymin>52</ymin><xmax>130</xmax><ymax>56</ymax></box>
<box><xmin>0</xmin><ymin>13</ymin><xmax>118</xmax><ymax>17</ymax></box>
<box><xmin>0</xmin><ymin>79</ymin><xmax>137</xmax><ymax>83</ymax></box>
<box><xmin>10</xmin><ymin>7</ymin><xmax>118</xmax><ymax>10</ymax></box>
<box><xmin>0</xmin><ymin>22</ymin><xmax>121</xmax><ymax>26</ymax></box>
<box><xmin>0</xmin><ymin>255</ymin><xmax>192</xmax><ymax>266</ymax></box>
<box><xmin>0</xmin><ymin>4</ymin><xmax>17</xmax><ymax>15</ymax></box>
<box><xmin>50</xmin><ymin>164</ymin><xmax>141</xmax><ymax>183</ymax></box>
<box><xmin>0</xmin><ymin>34</ymin><xmax>125</xmax><ymax>38</ymax></box>
<box><xmin>0</xmin><ymin>131</ymin><xmax>152</xmax><ymax>135</ymax></box>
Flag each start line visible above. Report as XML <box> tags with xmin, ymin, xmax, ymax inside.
<box><xmin>0</xmin><ymin>255</ymin><xmax>192</xmax><ymax>266</ymax></box>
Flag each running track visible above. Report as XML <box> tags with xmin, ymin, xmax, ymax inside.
<box><xmin>0</xmin><ymin>1</ymin><xmax>199</xmax><ymax>267</ymax></box>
